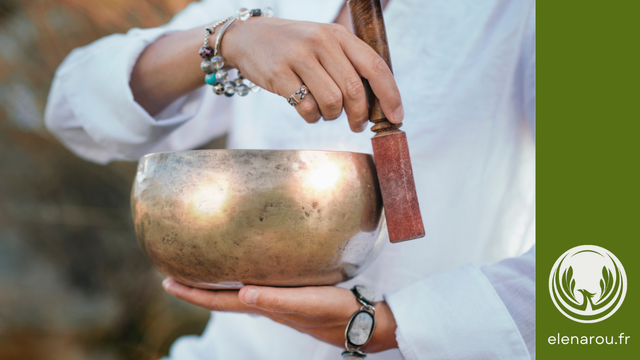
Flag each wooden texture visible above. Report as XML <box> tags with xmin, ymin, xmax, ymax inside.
<box><xmin>372</xmin><ymin>131</ymin><xmax>425</xmax><ymax>242</ymax></box>
<box><xmin>348</xmin><ymin>0</ymin><xmax>400</xmax><ymax>133</ymax></box>
<box><xmin>349</xmin><ymin>0</ymin><xmax>425</xmax><ymax>243</ymax></box>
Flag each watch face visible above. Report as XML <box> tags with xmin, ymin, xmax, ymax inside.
<box><xmin>346</xmin><ymin>310</ymin><xmax>375</xmax><ymax>347</ymax></box>
<box><xmin>353</xmin><ymin>285</ymin><xmax>375</xmax><ymax>305</ymax></box>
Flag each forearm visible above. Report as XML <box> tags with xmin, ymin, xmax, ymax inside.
<box><xmin>130</xmin><ymin>26</ymin><xmax>206</xmax><ymax>116</ymax></box>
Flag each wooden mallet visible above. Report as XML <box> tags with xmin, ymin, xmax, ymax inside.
<box><xmin>348</xmin><ymin>0</ymin><xmax>425</xmax><ymax>243</ymax></box>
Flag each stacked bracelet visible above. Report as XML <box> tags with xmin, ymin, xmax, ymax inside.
<box><xmin>199</xmin><ymin>7</ymin><xmax>274</xmax><ymax>97</ymax></box>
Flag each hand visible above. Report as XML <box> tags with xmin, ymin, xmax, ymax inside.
<box><xmin>222</xmin><ymin>17</ymin><xmax>404</xmax><ymax>132</ymax></box>
<box><xmin>162</xmin><ymin>278</ymin><xmax>398</xmax><ymax>353</ymax></box>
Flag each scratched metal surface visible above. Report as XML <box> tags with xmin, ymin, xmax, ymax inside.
<box><xmin>133</xmin><ymin>150</ymin><xmax>387</xmax><ymax>289</ymax></box>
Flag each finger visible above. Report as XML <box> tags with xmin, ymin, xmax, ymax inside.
<box><xmin>318</xmin><ymin>27</ymin><xmax>369</xmax><ymax>132</ymax></box>
<box><xmin>340</xmin><ymin>33</ymin><xmax>404</xmax><ymax>124</ymax></box>
<box><xmin>162</xmin><ymin>278</ymin><xmax>257</xmax><ymax>313</ymax></box>
<box><xmin>292</xmin><ymin>59</ymin><xmax>344</xmax><ymax>121</ymax></box>
<box><xmin>238</xmin><ymin>285</ymin><xmax>357</xmax><ymax>318</ymax></box>
<box><xmin>296</xmin><ymin>92</ymin><xmax>321</xmax><ymax>124</ymax></box>
<box><xmin>274</xmin><ymin>71</ymin><xmax>321</xmax><ymax>123</ymax></box>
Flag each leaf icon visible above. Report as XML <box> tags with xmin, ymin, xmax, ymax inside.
<box><xmin>562</xmin><ymin>266</ymin><xmax>577</xmax><ymax>302</ymax></box>
<box><xmin>568</xmin><ymin>266</ymin><xmax>573</xmax><ymax>283</ymax></box>
<box><xmin>597</xmin><ymin>266</ymin><xmax>614</xmax><ymax>300</ymax></box>
<box><xmin>595</xmin><ymin>264</ymin><xmax>621</xmax><ymax>308</ymax></box>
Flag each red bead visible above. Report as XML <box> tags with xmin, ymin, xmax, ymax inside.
<box><xmin>199</xmin><ymin>45</ymin><xmax>213</xmax><ymax>59</ymax></box>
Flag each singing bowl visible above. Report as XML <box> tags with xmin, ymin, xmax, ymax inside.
<box><xmin>131</xmin><ymin>150</ymin><xmax>387</xmax><ymax>289</ymax></box>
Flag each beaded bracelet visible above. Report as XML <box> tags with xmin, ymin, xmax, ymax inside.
<box><xmin>199</xmin><ymin>7</ymin><xmax>274</xmax><ymax>97</ymax></box>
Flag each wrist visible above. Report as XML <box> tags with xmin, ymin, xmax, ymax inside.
<box><xmin>199</xmin><ymin>11</ymin><xmax>267</xmax><ymax>97</ymax></box>
<box><xmin>217</xmin><ymin>18</ymin><xmax>241</xmax><ymax>69</ymax></box>
<box><xmin>219</xmin><ymin>16</ymin><xmax>261</xmax><ymax>70</ymax></box>
<box><xmin>220</xmin><ymin>16</ymin><xmax>278</xmax><ymax>71</ymax></box>
<box><xmin>361</xmin><ymin>301</ymin><xmax>398</xmax><ymax>353</ymax></box>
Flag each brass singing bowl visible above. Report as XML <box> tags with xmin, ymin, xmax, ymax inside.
<box><xmin>131</xmin><ymin>150</ymin><xmax>387</xmax><ymax>289</ymax></box>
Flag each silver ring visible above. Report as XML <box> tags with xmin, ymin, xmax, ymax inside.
<box><xmin>288</xmin><ymin>85</ymin><xmax>309</xmax><ymax>106</ymax></box>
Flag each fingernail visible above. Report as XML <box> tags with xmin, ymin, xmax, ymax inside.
<box><xmin>351</xmin><ymin>122</ymin><xmax>367</xmax><ymax>133</ymax></box>
<box><xmin>162</xmin><ymin>278</ymin><xmax>173</xmax><ymax>292</ymax></box>
<box><xmin>244</xmin><ymin>288</ymin><xmax>259</xmax><ymax>305</ymax></box>
<box><xmin>392</xmin><ymin>106</ymin><xmax>404</xmax><ymax>123</ymax></box>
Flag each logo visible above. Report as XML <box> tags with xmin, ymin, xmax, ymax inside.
<box><xmin>549</xmin><ymin>245</ymin><xmax>627</xmax><ymax>323</ymax></box>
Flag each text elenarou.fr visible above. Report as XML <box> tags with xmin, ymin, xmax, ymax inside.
<box><xmin>548</xmin><ymin>333</ymin><xmax>630</xmax><ymax>345</ymax></box>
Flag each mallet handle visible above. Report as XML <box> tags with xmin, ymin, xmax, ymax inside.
<box><xmin>348</xmin><ymin>0</ymin><xmax>400</xmax><ymax>133</ymax></box>
<box><xmin>349</xmin><ymin>0</ymin><xmax>426</xmax><ymax>243</ymax></box>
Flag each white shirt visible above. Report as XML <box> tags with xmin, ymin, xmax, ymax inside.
<box><xmin>45</xmin><ymin>0</ymin><xmax>536</xmax><ymax>359</ymax></box>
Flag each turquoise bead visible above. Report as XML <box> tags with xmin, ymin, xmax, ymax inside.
<box><xmin>205</xmin><ymin>73</ymin><xmax>218</xmax><ymax>85</ymax></box>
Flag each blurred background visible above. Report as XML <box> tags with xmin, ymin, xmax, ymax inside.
<box><xmin>0</xmin><ymin>1</ymin><xmax>218</xmax><ymax>359</ymax></box>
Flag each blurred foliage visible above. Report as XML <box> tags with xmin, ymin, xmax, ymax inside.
<box><xmin>0</xmin><ymin>1</ymin><xmax>216</xmax><ymax>359</ymax></box>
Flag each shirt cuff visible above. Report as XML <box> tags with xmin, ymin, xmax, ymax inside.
<box><xmin>58</xmin><ymin>26</ymin><xmax>203</xmax><ymax>160</ymax></box>
<box><xmin>384</xmin><ymin>264</ymin><xmax>530</xmax><ymax>360</ymax></box>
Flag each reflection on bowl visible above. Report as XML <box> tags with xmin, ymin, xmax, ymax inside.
<box><xmin>132</xmin><ymin>150</ymin><xmax>387</xmax><ymax>289</ymax></box>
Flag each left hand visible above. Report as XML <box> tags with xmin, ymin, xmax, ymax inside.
<box><xmin>162</xmin><ymin>278</ymin><xmax>398</xmax><ymax>353</ymax></box>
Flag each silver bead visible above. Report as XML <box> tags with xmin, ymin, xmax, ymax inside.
<box><xmin>262</xmin><ymin>7</ymin><xmax>274</xmax><ymax>17</ymax></box>
<box><xmin>238</xmin><ymin>7</ymin><xmax>251</xmax><ymax>21</ymax></box>
<box><xmin>246</xmin><ymin>80</ymin><xmax>261</xmax><ymax>92</ymax></box>
<box><xmin>200</xmin><ymin>59</ymin><xmax>214</xmax><ymax>74</ymax></box>
<box><xmin>234</xmin><ymin>78</ymin><xmax>244</xmax><ymax>87</ymax></box>
<box><xmin>211</xmin><ymin>55</ymin><xmax>224</xmax><ymax>70</ymax></box>
<box><xmin>212</xmin><ymin>82</ymin><xmax>225</xmax><ymax>95</ymax></box>
<box><xmin>224</xmin><ymin>81</ymin><xmax>236</xmax><ymax>96</ymax></box>
<box><xmin>215</xmin><ymin>69</ymin><xmax>228</xmax><ymax>82</ymax></box>
<box><xmin>236</xmin><ymin>84</ymin><xmax>250</xmax><ymax>96</ymax></box>
<box><xmin>237</xmin><ymin>71</ymin><xmax>245</xmax><ymax>79</ymax></box>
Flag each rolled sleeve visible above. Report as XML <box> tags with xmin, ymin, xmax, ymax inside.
<box><xmin>46</xmin><ymin>27</ymin><xmax>197</xmax><ymax>163</ymax></box>
<box><xmin>384</xmin><ymin>261</ymin><xmax>531</xmax><ymax>359</ymax></box>
<box><xmin>45</xmin><ymin>0</ymin><xmax>238</xmax><ymax>163</ymax></box>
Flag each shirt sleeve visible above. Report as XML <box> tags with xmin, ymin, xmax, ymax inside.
<box><xmin>522</xmin><ymin>3</ymin><xmax>536</xmax><ymax>138</ymax></box>
<box><xmin>384</xmin><ymin>246</ymin><xmax>535</xmax><ymax>360</ymax></box>
<box><xmin>44</xmin><ymin>0</ymin><xmax>237</xmax><ymax>164</ymax></box>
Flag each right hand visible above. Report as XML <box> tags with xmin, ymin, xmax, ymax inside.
<box><xmin>222</xmin><ymin>17</ymin><xmax>404</xmax><ymax>132</ymax></box>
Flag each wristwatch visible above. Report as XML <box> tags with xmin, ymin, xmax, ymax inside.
<box><xmin>342</xmin><ymin>285</ymin><xmax>376</xmax><ymax>359</ymax></box>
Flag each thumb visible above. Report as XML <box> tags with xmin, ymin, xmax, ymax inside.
<box><xmin>238</xmin><ymin>285</ymin><xmax>357</xmax><ymax>316</ymax></box>
<box><xmin>238</xmin><ymin>286</ymin><xmax>304</xmax><ymax>313</ymax></box>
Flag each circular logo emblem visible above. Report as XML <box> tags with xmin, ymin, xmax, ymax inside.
<box><xmin>549</xmin><ymin>245</ymin><xmax>627</xmax><ymax>323</ymax></box>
